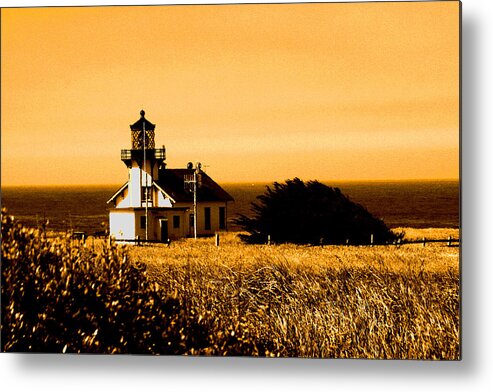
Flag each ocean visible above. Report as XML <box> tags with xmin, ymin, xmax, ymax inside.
<box><xmin>1</xmin><ymin>180</ymin><xmax>459</xmax><ymax>234</ymax></box>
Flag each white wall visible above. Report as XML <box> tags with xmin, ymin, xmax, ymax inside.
<box><xmin>109</xmin><ymin>211</ymin><xmax>136</xmax><ymax>240</ymax></box>
<box><xmin>129</xmin><ymin>166</ymin><xmax>141</xmax><ymax>207</ymax></box>
<box><xmin>157</xmin><ymin>190</ymin><xmax>173</xmax><ymax>207</ymax></box>
<box><xmin>128</xmin><ymin>164</ymin><xmax>153</xmax><ymax>207</ymax></box>
<box><xmin>115</xmin><ymin>184</ymin><xmax>172</xmax><ymax>209</ymax></box>
<box><xmin>126</xmin><ymin>210</ymin><xmax>186</xmax><ymax>241</ymax></box>
<box><xmin>134</xmin><ymin>210</ymin><xmax>155</xmax><ymax>240</ymax></box>
<box><xmin>150</xmin><ymin>211</ymin><xmax>187</xmax><ymax>240</ymax></box>
<box><xmin>115</xmin><ymin>186</ymin><xmax>131</xmax><ymax>208</ymax></box>
<box><xmin>175</xmin><ymin>201</ymin><xmax>229</xmax><ymax>236</ymax></box>
<box><xmin>167</xmin><ymin>211</ymin><xmax>186</xmax><ymax>239</ymax></box>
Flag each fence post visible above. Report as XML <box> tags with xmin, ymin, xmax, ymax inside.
<box><xmin>422</xmin><ymin>237</ymin><xmax>426</xmax><ymax>247</ymax></box>
<box><xmin>346</xmin><ymin>239</ymin><xmax>349</xmax><ymax>247</ymax></box>
<box><xmin>448</xmin><ymin>236</ymin><xmax>452</xmax><ymax>247</ymax></box>
<box><xmin>267</xmin><ymin>234</ymin><xmax>271</xmax><ymax>245</ymax></box>
<box><xmin>370</xmin><ymin>234</ymin><xmax>374</xmax><ymax>247</ymax></box>
<box><xmin>136</xmin><ymin>235</ymin><xmax>140</xmax><ymax>246</ymax></box>
<box><xmin>215</xmin><ymin>233</ymin><xmax>220</xmax><ymax>247</ymax></box>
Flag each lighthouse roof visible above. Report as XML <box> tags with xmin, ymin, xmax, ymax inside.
<box><xmin>155</xmin><ymin>169</ymin><xmax>234</xmax><ymax>203</ymax></box>
<box><xmin>130</xmin><ymin>110</ymin><xmax>155</xmax><ymax>131</ymax></box>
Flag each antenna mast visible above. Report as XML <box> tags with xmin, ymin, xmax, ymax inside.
<box><xmin>184</xmin><ymin>164</ymin><xmax>199</xmax><ymax>239</ymax></box>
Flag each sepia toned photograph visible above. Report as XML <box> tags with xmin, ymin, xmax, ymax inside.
<box><xmin>1</xmin><ymin>1</ymin><xmax>460</xmax><ymax>359</ymax></box>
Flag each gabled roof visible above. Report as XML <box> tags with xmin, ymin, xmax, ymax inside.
<box><xmin>152</xmin><ymin>181</ymin><xmax>176</xmax><ymax>203</ymax></box>
<box><xmin>107</xmin><ymin>182</ymin><xmax>128</xmax><ymax>204</ymax></box>
<box><xmin>130</xmin><ymin>110</ymin><xmax>155</xmax><ymax>131</ymax></box>
<box><xmin>155</xmin><ymin>169</ymin><xmax>234</xmax><ymax>203</ymax></box>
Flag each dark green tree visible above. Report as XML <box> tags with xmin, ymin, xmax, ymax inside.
<box><xmin>235</xmin><ymin>178</ymin><xmax>400</xmax><ymax>245</ymax></box>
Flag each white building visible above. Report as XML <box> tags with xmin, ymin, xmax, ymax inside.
<box><xmin>107</xmin><ymin>110</ymin><xmax>234</xmax><ymax>242</ymax></box>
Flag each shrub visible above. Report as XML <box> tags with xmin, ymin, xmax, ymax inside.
<box><xmin>0</xmin><ymin>208</ymin><xmax>210</xmax><ymax>354</ymax></box>
<box><xmin>234</xmin><ymin>178</ymin><xmax>400</xmax><ymax>245</ymax></box>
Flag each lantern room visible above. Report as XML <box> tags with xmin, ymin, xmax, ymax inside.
<box><xmin>131</xmin><ymin>109</ymin><xmax>155</xmax><ymax>149</ymax></box>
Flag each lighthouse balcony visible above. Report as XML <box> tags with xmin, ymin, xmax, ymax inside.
<box><xmin>121</xmin><ymin>148</ymin><xmax>166</xmax><ymax>162</ymax></box>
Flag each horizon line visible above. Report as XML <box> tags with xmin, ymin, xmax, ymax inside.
<box><xmin>1</xmin><ymin>177</ymin><xmax>460</xmax><ymax>188</ymax></box>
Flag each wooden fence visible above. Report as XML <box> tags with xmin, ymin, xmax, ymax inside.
<box><xmin>337</xmin><ymin>235</ymin><xmax>460</xmax><ymax>247</ymax></box>
<box><xmin>114</xmin><ymin>234</ymin><xmax>460</xmax><ymax>248</ymax></box>
<box><xmin>72</xmin><ymin>232</ymin><xmax>460</xmax><ymax>248</ymax></box>
<box><xmin>398</xmin><ymin>237</ymin><xmax>460</xmax><ymax>247</ymax></box>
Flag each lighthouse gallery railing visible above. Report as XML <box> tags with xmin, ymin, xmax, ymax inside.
<box><xmin>121</xmin><ymin>148</ymin><xmax>166</xmax><ymax>161</ymax></box>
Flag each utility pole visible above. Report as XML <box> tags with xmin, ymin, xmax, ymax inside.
<box><xmin>143</xmin><ymin>120</ymin><xmax>148</xmax><ymax>241</ymax></box>
<box><xmin>193</xmin><ymin>162</ymin><xmax>198</xmax><ymax>239</ymax></box>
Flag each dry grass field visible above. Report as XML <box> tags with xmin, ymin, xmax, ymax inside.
<box><xmin>1</xmin><ymin>208</ymin><xmax>459</xmax><ymax>358</ymax></box>
<box><xmin>127</xmin><ymin>229</ymin><xmax>460</xmax><ymax>359</ymax></box>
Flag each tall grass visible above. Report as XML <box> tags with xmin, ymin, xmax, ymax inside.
<box><xmin>130</xmin><ymin>232</ymin><xmax>460</xmax><ymax>359</ymax></box>
<box><xmin>1</xmin><ymin>208</ymin><xmax>459</xmax><ymax>358</ymax></box>
<box><xmin>1</xmin><ymin>209</ymin><xmax>210</xmax><ymax>354</ymax></box>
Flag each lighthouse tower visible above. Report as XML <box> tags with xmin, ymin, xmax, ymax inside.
<box><xmin>121</xmin><ymin>110</ymin><xmax>166</xmax><ymax>208</ymax></box>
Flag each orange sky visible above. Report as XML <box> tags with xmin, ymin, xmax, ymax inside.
<box><xmin>1</xmin><ymin>2</ymin><xmax>459</xmax><ymax>186</ymax></box>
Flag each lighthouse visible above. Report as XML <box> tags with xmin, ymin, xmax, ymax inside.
<box><xmin>107</xmin><ymin>110</ymin><xmax>234</xmax><ymax>242</ymax></box>
<box><xmin>123</xmin><ymin>110</ymin><xmax>166</xmax><ymax>210</ymax></box>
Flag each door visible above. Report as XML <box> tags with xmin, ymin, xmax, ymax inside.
<box><xmin>189</xmin><ymin>214</ymin><xmax>194</xmax><ymax>237</ymax></box>
<box><xmin>160</xmin><ymin>219</ymin><xmax>168</xmax><ymax>242</ymax></box>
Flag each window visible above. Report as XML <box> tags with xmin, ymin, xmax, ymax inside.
<box><xmin>173</xmin><ymin>215</ymin><xmax>180</xmax><ymax>229</ymax></box>
<box><xmin>219</xmin><ymin>207</ymin><xmax>226</xmax><ymax>230</ymax></box>
<box><xmin>141</xmin><ymin>186</ymin><xmax>152</xmax><ymax>204</ymax></box>
<box><xmin>204</xmin><ymin>207</ymin><xmax>211</xmax><ymax>230</ymax></box>
<box><xmin>140</xmin><ymin>215</ymin><xmax>146</xmax><ymax>229</ymax></box>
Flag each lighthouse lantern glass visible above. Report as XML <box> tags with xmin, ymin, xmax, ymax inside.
<box><xmin>131</xmin><ymin>129</ymin><xmax>155</xmax><ymax>149</ymax></box>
